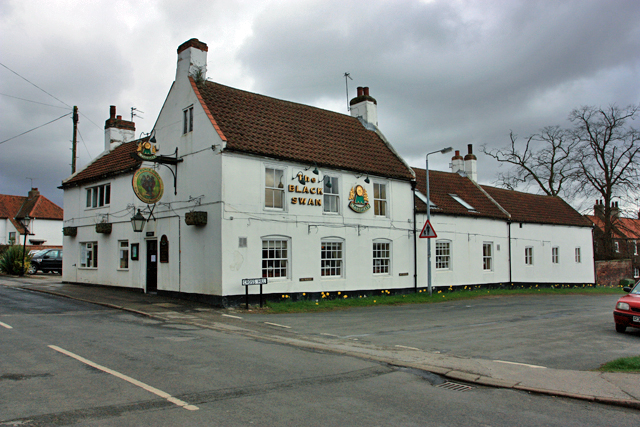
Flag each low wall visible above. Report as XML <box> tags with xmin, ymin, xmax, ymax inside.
<box><xmin>595</xmin><ymin>259</ymin><xmax>632</xmax><ymax>287</ymax></box>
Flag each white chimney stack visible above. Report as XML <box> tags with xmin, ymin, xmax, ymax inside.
<box><xmin>350</xmin><ymin>86</ymin><xmax>378</xmax><ymax>128</ymax></box>
<box><xmin>451</xmin><ymin>150</ymin><xmax>464</xmax><ymax>174</ymax></box>
<box><xmin>464</xmin><ymin>144</ymin><xmax>477</xmax><ymax>183</ymax></box>
<box><xmin>176</xmin><ymin>38</ymin><xmax>208</xmax><ymax>82</ymax></box>
<box><xmin>104</xmin><ymin>105</ymin><xmax>135</xmax><ymax>152</ymax></box>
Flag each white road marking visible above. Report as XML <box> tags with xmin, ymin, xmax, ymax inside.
<box><xmin>395</xmin><ymin>345</ymin><xmax>421</xmax><ymax>351</ymax></box>
<box><xmin>222</xmin><ymin>314</ymin><xmax>243</xmax><ymax>319</ymax></box>
<box><xmin>48</xmin><ymin>345</ymin><xmax>199</xmax><ymax>411</ymax></box>
<box><xmin>0</xmin><ymin>321</ymin><xmax>13</xmax><ymax>329</ymax></box>
<box><xmin>493</xmin><ymin>360</ymin><xmax>547</xmax><ymax>369</ymax></box>
<box><xmin>320</xmin><ymin>333</ymin><xmax>339</xmax><ymax>337</ymax></box>
<box><xmin>264</xmin><ymin>322</ymin><xmax>291</xmax><ymax>329</ymax></box>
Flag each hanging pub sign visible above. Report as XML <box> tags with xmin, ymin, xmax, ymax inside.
<box><xmin>348</xmin><ymin>184</ymin><xmax>370</xmax><ymax>213</ymax></box>
<box><xmin>132</xmin><ymin>168</ymin><xmax>164</xmax><ymax>204</ymax></box>
<box><xmin>137</xmin><ymin>139</ymin><xmax>159</xmax><ymax>161</ymax></box>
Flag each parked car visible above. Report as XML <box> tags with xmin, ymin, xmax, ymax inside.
<box><xmin>613</xmin><ymin>280</ymin><xmax>640</xmax><ymax>333</ymax></box>
<box><xmin>28</xmin><ymin>249</ymin><xmax>63</xmax><ymax>274</ymax></box>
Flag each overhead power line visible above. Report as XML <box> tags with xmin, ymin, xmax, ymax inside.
<box><xmin>0</xmin><ymin>112</ymin><xmax>72</xmax><ymax>145</ymax></box>
<box><xmin>0</xmin><ymin>62</ymin><xmax>71</xmax><ymax>108</ymax></box>
<box><xmin>0</xmin><ymin>93</ymin><xmax>71</xmax><ymax>110</ymax></box>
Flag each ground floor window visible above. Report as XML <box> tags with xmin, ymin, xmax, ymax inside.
<box><xmin>321</xmin><ymin>240</ymin><xmax>343</xmax><ymax>277</ymax></box>
<box><xmin>119</xmin><ymin>240</ymin><xmax>129</xmax><ymax>269</ymax></box>
<box><xmin>80</xmin><ymin>242</ymin><xmax>98</xmax><ymax>268</ymax></box>
<box><xmin>436</xmin><ymin>240</ymin><xmax>451</xmax><ymax>270</ymax></box>
<box><xmin>552</xmin><ymin>247</ymin><xmax>559</xmax><ymax>264</ymax></box>
<box><xmin>525</xmin><ymin>247</ymin><xmax>533</xmax><ymax>265</ymax></box>
<box><xmin>635</xmin><ymin>267</ymin><xmax>639</xmax><ymax>278</ymax></box>
<box><xmin>483</xmin><ymin>242</ymin><xmax>493</xmax><ymax>271</ymax></box>
<box><xmin>373</xmin><ymin>241</ymin><xmax>391</xmax><ymax>274</ymax></box>
<box><xmin>262</xmin><ymin>238</ymin><xmax>288</xmax><ymax>278</ymax></box>
<box><xmin>575</xmin><ymin>247</ymin><xmax>581</xmax><ymax>263</ymax></box>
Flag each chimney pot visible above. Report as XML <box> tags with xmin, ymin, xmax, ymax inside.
<box><xmin>363</xmin><ymin>87</ymin><xmax>370</xmax><ymax>96</ymax></box>
<box><xmin>357</xmin><ymin>87</ymin><xmax>363</xmax><ymax>97</ymax></box>
<box><xmin>110</xmin><ymin>105</ymin><xmax>116</xmax><ymax>119</ymax></box>
<box><xmin>116</xmin><ymin>115</ymin><xmax>122</xmax><ymax>120</ymax></box>
<box><xmin>468</xmin><ymin>144</ymin><xmax>473</xmax><ymax>154</ymax></box>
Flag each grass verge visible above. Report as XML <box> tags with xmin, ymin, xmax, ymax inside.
<box><xmin>264</xmin><ymin>284</ymin><xmax>623</xmax><ymax>314</ymax></box>
<box><xmin>598</xmin><ymin>356</ymin><xmax>640</xmax><ymax>373</ymax></box>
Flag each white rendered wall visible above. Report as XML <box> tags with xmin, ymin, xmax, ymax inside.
<box><xmin>27</xmin><ymin>219</ymin><xmax>63</xmax><ymax>246</ymax></box>
<box><xmin>219</xmin><ymin>153</ymin><xmax>415</xmax><ymax>296</ymax></box>
<box><xmin>416</xmin><ymin>213</ymin><xmax>595</xmax><ymax>287</ymax></box>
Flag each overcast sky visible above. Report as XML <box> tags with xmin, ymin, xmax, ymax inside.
<box><xmin>1</xmin><ymin>0</ymin><xmax>639</xmax><ymax>211</ymax></box>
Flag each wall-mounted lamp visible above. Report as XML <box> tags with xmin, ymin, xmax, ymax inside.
<box><xmin>318</xmin><ymin>175</ymin><xmax>332</xmax><ymax>188</ymax></box>
<box><xmin>355</xmin><ymin>173</ymin><xmax>370</xmax><ymax>184</ymax></box>
<box><xmin>131</xmin><ymin>209</ymin><xmax>146</xmax><ymax>232</ymax></box>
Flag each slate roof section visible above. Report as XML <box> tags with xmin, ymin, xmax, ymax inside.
<box><xmin>195</xmin><ymin>80</ymin><xmax>415</xmax><ymax>181</ymax></box>
<box><xmin>0</xmin><ymin>192</ymin><xmax>63</xmax><ymax>234</ymax></box>
<box><xmin>413</xmin><ymin>168</ymin><xmax>508</xmax><ymax>219</ymax></box>
<box><xmin>481</xmin><ymin>185</ymin><xmax>592</xmax><ymax>227</ymax></box>
<box><xmin>62</xmin><ymin>138</ymin><xmax>146</xmax><ymax>188</ymax></box>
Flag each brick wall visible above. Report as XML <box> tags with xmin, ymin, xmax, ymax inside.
<box><xmin>595</xmin><ymin>259</ymin><xmax>632</xmax><ymax>287</ymax></box>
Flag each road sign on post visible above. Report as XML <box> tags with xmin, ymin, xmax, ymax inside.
<box><xmin>419</xmin><ymin>220</ymin><xmax>437</xmax><ymax>238</ymax></box>
<box><xmin>242</xmin><ymin>278</ymin><xmax>268</xmax><ymax>309</ymax></box>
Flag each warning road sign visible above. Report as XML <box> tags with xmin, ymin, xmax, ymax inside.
<box><xmin>419</xmin><ymin>220</ymin><xmax>437</xmax><ymax>238</ymax></box>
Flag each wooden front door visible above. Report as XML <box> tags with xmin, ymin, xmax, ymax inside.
<box><xmin>146</xmin><ymin>240</ymin><xmax>158</xmax><ymax>293</ymax></box>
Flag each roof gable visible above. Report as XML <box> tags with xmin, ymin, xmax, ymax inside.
<box><xmin>587</xmin><ymin>215</ymin><xmax>640</xmax><ymax>239</ymax></box>
<box><xmin>0</xmin><ymin>193</ymin><xmax>63</xmax><ymax>233</ymax></box>
<box><xmin>195</xmin><ymin>80</ymin><xmax>414</xmax><ymax>181</ymax></box>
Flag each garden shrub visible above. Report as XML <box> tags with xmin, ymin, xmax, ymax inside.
<box><xmin>0</xmin><ymin>245</ymin><xmax>31</xmax><ymax>275</ymax></box>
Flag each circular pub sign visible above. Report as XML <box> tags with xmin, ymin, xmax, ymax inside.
<box><xmin>132</xmin><ymin>168</ymin><xmax>164</xmax><ymax>204</ymax></box>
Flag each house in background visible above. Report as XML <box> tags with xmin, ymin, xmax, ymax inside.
<box><xmin>60</xmin><ymin>38</ymin><xmax>595</xmax><ymax>305</ymax></box>
<box><xmin>413</xmin><ymin>146</ymin><xmax>595</xmax><ymax>289</ymax></box>
<box><xmin>0</xmin><ymin>188</ymin><xmax>64</xmax><ymax>249</ymax></box>
<box><xmin>587</xmin><ymin>201</ymin><xmax>640</xmax><ymax>286</ymax></box>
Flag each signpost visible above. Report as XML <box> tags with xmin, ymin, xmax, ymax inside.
<box><xmin>242</xmin><ymin>278</ymin><xmax>268</xmax><ymax>309</ymax></box>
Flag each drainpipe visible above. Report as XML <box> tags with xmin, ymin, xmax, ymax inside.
<box><xmin>412</xmin><ymin>181</ymin><xmax>417</xmax><ymax>293</ymax></box>
<box><xmin>508</xmin><ymin>220</ymin><xmax>512</xmax><ymax>283</ymax></box>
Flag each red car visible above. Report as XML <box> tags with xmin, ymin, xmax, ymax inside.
<box><xmin>613</xmin><ymin>280</ymin><xmax>640</xmax><ymax>333</ymax></box>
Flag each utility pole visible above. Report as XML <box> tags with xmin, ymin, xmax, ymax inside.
<box><xmin>71</xmin><ymin>106</ymin><xmax>78</xmax><ymax>174</ymax></box>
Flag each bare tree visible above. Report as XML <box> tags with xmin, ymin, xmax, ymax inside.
<box><xmin>486</xmin><ymin>104</ymin><xmax>640</xmax><ymax>259</ymax></box>
<box><xmin>571</xmin><ymin>105</ymin><xmax>640</xmax><ymax>258</ymax></box>
<box><xmin>482</xmin><ymin>126</ymin><xmax>579</xmax><ymax>197</ymax></box>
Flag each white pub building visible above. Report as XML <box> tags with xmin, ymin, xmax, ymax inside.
<box><xmin>61</xmin><ymin>39</ymin><xmax>595</xmax><ymax>305</ymax></box>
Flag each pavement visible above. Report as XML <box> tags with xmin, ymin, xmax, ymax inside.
<box><xmin>2</xmin><ymin>274</ymin><xmax>639</xmax><ymax>411</ymax></box>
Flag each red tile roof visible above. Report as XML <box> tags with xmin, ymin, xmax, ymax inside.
<box><xmin>413</xmin><ymin>168</ymin><xmax>508</xmax><ymax>219</ymax></box>
<box><xmin>0</xmin><ymin>192</ymin><xmax>63</xmax><ymax>234</ymax></box>
<box><xmin>413</xmin><ymin>168</ymin><xmax>591</xmax><ymax>227</ymax></box>
<box><xmin>195</xmin><ymin>80</ymin><xmax>415</xmax><ymax>181</ymax></box>
<box><xmin>587</xmin><ymin>215</ymin><xmax>640</xmax><ymax>239</ymax></box>
<box><xmin>481</xmin><ymin>185</ymin><xmax>592</xmax><ymax>227</ymax></box>
<box><xmin>62</xmin><ymin>138</ymin><xmax>145</xmax><ymax>187</ymax></box>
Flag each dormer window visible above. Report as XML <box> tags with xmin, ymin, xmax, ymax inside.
<box><xmin>183</xmin><ymin>105</ymin><xmax>193</xmax><ymax>134</ymax></box>
<box><xmin>449</xmin><ymin>194</ymin><xmax>476</xmax><ymax>212</ymax></box>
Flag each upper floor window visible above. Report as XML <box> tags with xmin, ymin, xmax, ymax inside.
<box><xmin>265</xmin><ymin>167</ymin><xmax>284</xmax><ymax>209</ymax></box>
<box><xmin>323</xmin><ymin>177</ymin><xmax>339</xmax><ymax>214</ymax></box>
<box><xmin>634</xmin><ymin>241</ymin><xmax>638</xmax><ymax>256</ymax></box>
<box><xmin>86</xmin><ymin>183</ymin><xmax>110</xmax><ymax>208</ymax></box>
<box><xmin>435</xmin><ymin>240</ymin><xmax>451</xmax><ymax>270</ymax></box>
<box><xmin>373</xmin><ymin>240</ymin><xmax>391</xmax><ymax>274</ymax></box>
<box><xmin>483</xmin><ymin>242</ymin><xmax>493</xmax><ymax>271</ymax></box>
<box><xmin>321</xmin><ymin>240</ymin><xmax>343</xmax><ymax>277</ymax></box>
<box><xmin>614</xmin><ymin>241</ymin><xmax>620</xmax><ymax>253</ymax></box>
<box><xmin>575</xmin><ymin>247</ymin><xmax>581</xmax><ymax>263</ymax></box>
<box><xmin>183</xmin><ymin>105</ymin><xmax>193</xmax><ymax>134</ymax></box>
<box><xmin>552</xmin><ymin>247</ymin><xmax>559</xmax><ymax>264</ymax></box>
<box><xmin>373</xmin><ymin>183</ymin><xmax>387</xmax><ymax>216</ymax></box>
<box><xmin>525</xmin><ymin>247</ymin><xmax>533</xmax><ymax>265</ymax></box>
<box><xmin>8</xmin><ymin>231</ymin><xmax>16</xmax><ymax>245</ymax></box>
